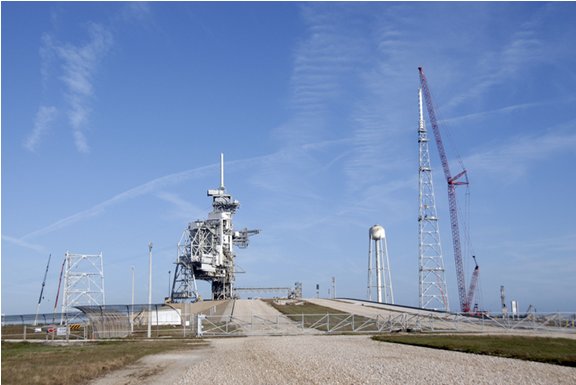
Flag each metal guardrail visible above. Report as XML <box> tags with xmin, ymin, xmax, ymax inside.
<box><xmin>3</xmin><ymin>307</ymin><xmax>575</xmax><ymax>340</ymax></box>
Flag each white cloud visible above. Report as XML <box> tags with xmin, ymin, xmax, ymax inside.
<box><xmin>439</xmin><ymin>101</ymin><xmax>555</xmax><ymax>127</ymax></box>
<box><xmin>155</xmin><ymin>192</ymin><xmax>206</xmax><ymax>222</ymax></box>
<box><xmin>39</xmin><ymin>22</ymin><xmax>113</xmax><ymax>153</ymax></box>
<box><xmin>17</xmin><ymin>152</ymin><xmax>283</xmax><ymax>241</ymax></box>
<box><xmin>121</xmin><ymin>2</ymin><xmax>152</xmax><ymax>22</ymax></box>
<box><xmin>276</xmin><ymin>4</ymin><xmax>368</xmax><ymax>146</ymax></box>
<box><xmin>464</xmin><ymin>122</ymin><xmax>576</xmax><ymax>180</ymax></box>
<box><xmin>2</xmin><ymin>235</ymin><xmax>47</xmax><ymax>253</ymax></box>
<box><xmin>444</xmin><ymin>15</ymin><xmax>546</xmax><ymax>111</ymax></box>
<box><xmin>24</xmin><ymin>105</ymin><xmax>58</xmax><ymax>152</ymax></box>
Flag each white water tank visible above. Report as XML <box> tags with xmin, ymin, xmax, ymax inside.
<box><xmin>370</xmin><ymin>225</ymin><xmax>385</xmax><ymax>240</ymax></box>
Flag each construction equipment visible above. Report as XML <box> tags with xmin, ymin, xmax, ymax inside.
<box><xmin>418</xmin><ymin>87</ymin><xmax>449</xmax><ymax>311</ymax></box>
<box><xmin>52</xmin><ymin>257</ymin><xmax>66</xmax><ymax>323</ymax></box>
<box><xmin>418</xmin><ymin>67</ymin><xmax>479</xmax><ymax>313</ymax></box>
<box><xmin>34</xmin><ymin>254</ymin><xmax>51</xmax><ymax>326</ymax></box>
<box><xmin>466</xmin><ymin>255</ymin><xmax>479</xmax><ymax>311</ymax></box>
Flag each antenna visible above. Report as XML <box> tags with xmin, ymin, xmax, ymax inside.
<box><xmin>220</xmin><ymin>153</ymin><xmax>225</xmax><ymax>190</ymax></box>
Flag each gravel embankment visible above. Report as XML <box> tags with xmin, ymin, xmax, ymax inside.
<box><xmin>176</xmin><ymin>335</ymin><xmax>576</xmax><ymax>385</ymax></box>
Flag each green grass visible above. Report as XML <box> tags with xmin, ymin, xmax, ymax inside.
<box><xmin>1</xmin><ymin>339</ymin><xmax>206</xmax><ymax>385</ymax></box>
<box><xmin>372</xmin><ymin>334</ymin><xmax>576</xmax><ymax>367</ymax></box>
<box><xmin>267</xmin><ymin>300</ymin><xmax>378</xmax><ymax>332</ymax></box>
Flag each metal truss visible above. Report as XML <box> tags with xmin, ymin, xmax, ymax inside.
<box><xmin>61</xmin><ymin>252</ymin><xmax>105</xmax><ymax>319</ymax></box>
<box><xmin>418</xmin><ymin>88</ymin><xmax>449</xmax><ymax>311</ymax></box>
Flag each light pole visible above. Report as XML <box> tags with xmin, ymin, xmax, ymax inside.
<box><xmin>147</xmin><ymin>242</ymin><xmax>153</xmax><ymax>338</ymax></box>
<box><xmin>131</xmin><ymin>266</ymin><xmax>135</xmax><ymax>333</ymax></box>
<box><xmin>332</xmin><ymin>276</ymin><xmax>336</xmax><ymax>299</ymax></box>
<box><xmin>168</xmin><ymin>270</ymin><xmax>171</xmax><ymax>298</ymax></box>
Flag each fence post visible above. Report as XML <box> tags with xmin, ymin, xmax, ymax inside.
<box><xmin>196</xmin><ymin>314</ymin><xmax>204</xmax><ymax>337</ymax></box>
<box><xmin>182</xmin><ymin>305</ymin><xmax>187</xmax><ymax>338</ymax></box>
<box><xmin>155</xmin><ymin>305</ymin><xmax>159</xmax><ymax>338</ymax></box>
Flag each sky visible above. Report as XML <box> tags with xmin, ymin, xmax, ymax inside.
<box><xmin>2</xmin><ymin>2</ymin><xmax>576</xmax><ymax>315</ymax></box>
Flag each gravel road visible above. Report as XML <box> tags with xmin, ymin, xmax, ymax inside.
<box><xmin>89</xmin><ymin>299</ymin><xmax>575</xmax><ymax>384</ymax></box>
<box><xmin>89</xmin><ymin>334</ymin><xmax>576</xmax><ymax>385</ymax></box>
<box><xmin>174</xmin><ymin>335</ymin><xmax>575</xmax><ymax>385</ymax></box>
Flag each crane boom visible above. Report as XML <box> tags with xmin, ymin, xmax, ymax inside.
<box><xmin>34</xmin><ymin>254</ymin><xmax>52</xmax><ymax>326</ymax></box>
<box><xmin>418</xmin><ymin>67</ymin><xmax>471</xmax><ymax>313</ymax></box>
<box><xmin>466</xmin><ymin>256</ymin><xmax>480</xmax><ymax>312</ymax></box>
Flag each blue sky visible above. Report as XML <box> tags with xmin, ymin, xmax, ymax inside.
<box><xmin>2</xmin><ymin>2</ymin><xmax>575</xmax><ymax>315</ymax></box>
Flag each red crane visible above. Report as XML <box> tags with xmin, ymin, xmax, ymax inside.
<box><xmin>418</xmin><ymin>67</ymin><xmax>477</xmax><ymax>313</ymax></box>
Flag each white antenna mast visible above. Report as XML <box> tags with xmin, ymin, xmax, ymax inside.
<box><xmin>220</xmin><ymin>153</ymin><xmax>225</xmax><ymax>190</ymax></box>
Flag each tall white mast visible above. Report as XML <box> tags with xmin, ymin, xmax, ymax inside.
<box><xmin>220</xmin><ymin>153</ymin><xmax>225</xmax><ymax>190</ymax></box>
<box><xmin>418</xmin><ymin>88</ymin><xmax>449</xmax><ymax>311</ymax></box>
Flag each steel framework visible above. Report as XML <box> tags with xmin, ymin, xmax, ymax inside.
<box><xmin>418</xmin><ymin>88</ymin><xmax>449</xmax><ymax>311</ymax></box>
<box><xmin>61</xmin><ymin>251</ymin><xmax>105</xmax><ymax>316</ymax></box>
<box><xmin>419</xmin><ymin>67</ymin><xmax>477</xmax><ymax>313</ymax></box>
<box><xmin>171</xmin><ymin>154</ymin><xmax>259</xmax><ymax>302</ymax></box>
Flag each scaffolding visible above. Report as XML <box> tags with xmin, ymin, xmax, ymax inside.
<box><xmin>61</xmin><ymin>251</ymin><xmax>105</xmax><ymax>318</ymax></box>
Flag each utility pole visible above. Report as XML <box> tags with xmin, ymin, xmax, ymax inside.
<box><xmin>147</xmin><ymin>242</ymin><xmax>153</xmax><ymax>338</ymax></box>
<box><xmin>131</xmin><ymin>266</ymin><xmax>135</xmax><ymax>333</ymax></box>
<box><xmin>332</xmin><ymin>277</ymin><xmax>336</xmax><ymax>299</ymax></box>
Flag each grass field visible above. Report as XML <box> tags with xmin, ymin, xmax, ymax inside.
<box><xmin>1</xmin><ymin>339</ymin><xmax>206</xmax><ymax>385</ymax></box>
<box><xmin>373</xmin><ymin>334</ymin><xmax>576</xmax><ymax>367</ymax></box>
<box><xmin>267</xmin><ymin>300</ymin><xmax>378</xmax><ymax>332</ymax></box>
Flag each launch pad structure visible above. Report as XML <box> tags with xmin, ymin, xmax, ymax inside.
<box><xmin>170</xmin><ymin>154</ymin><xmax>259</xmax><ymax>302</ymax></box>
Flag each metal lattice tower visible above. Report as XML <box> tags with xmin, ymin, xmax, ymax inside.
<box><xmin>367</xmin><ymin>225</ymin><xmax>394</xmax><ymax>304</ymax></box>
<box><xmin>418</xmin><ymin>88</ymin><xmax>449</xmax><ymax>311</ymax></box>
<box><xmin>61</xmin><ymin>251</ymin><xmax>105</xmax><ymax>315</ymax></box>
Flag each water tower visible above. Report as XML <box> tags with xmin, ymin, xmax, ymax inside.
<box><xmin>367</xmin><ymin>225</ymin><xmax>394</xmax><ymax>304</ymax></box>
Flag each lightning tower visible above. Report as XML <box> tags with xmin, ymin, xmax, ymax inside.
<box><xmin>171</xmin><ymin>154</ymin><xmax>259</xmax><ymax>301</ymax></box>
<box><xmin>418</xmin><ymin>88</ymin><xmax>449</xmax><ymax>311</ymax></box>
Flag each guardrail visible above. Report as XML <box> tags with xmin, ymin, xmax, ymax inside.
<box><xmin>3</xmin><ymin>307</ymin><xmax>575</xmax><ymax>340</ymax></box>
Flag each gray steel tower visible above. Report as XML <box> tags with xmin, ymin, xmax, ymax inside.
<box><xmin>418</xmin><ymin>88</ymin><xmax>449</xmax><ymax>311</ymax></box>
<box><xmin>171</xmin><ymin>154</ymin><xmax>259</xmax><ymax>301</ymax></box>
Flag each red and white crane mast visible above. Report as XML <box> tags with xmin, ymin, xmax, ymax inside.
<box><xmin>418</xmin><ymin>67</ymin><xmax>474</xmax><ymax>313</ymax></box>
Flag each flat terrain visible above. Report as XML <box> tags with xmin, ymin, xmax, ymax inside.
<box><xmin>1</xmin><ymin>340</ymin><xmax>204</xmax><ymax>385</ymax></box>
<box><xmin>6</xmin><ymin>299</ymin><xmax>576</xmax><ymax>385</ymax></box>
<box><xmin>88</xmin><ymin>335</ymin><xmax>576</xmax><ymax>385</ymax></box>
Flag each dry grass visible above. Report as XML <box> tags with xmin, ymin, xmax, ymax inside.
<box><xmin>1</xmin><ymin>339</ymin><xmax>206</xmax><ymax>385</ymax></box>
